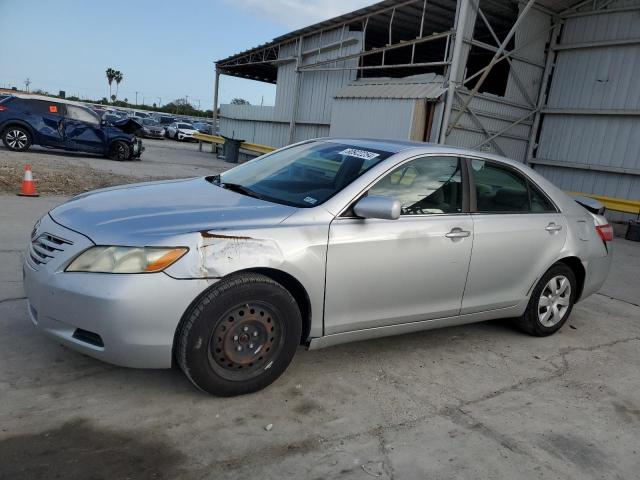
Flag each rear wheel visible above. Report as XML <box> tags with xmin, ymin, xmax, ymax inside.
<box><xmin>177</xmin><ymin>273</ymin><xmax>301</xmax><ymax>396</ymax></box>
<box><xmin>2</xmin><ymin>126</ymin><xmax>31</xmax><ymax>151</ymax></box>
<box><xmin>516</xmin><ymin>263</ymin><xmax>576</xmax><ymax>336</ymax></box>
<box><xmin>108</xmin><ymin>140</ymin><xmax>131</xmax><ymax>161</ymax></box>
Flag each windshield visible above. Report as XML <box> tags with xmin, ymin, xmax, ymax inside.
<box><xmin>219</xmin><ymin>141</ymin><xmax>393</xmax><ymax>208</ymax></box>
<box><xmin>178</xmin><ymin>123</ymin><xmax>192</xmax><ymax>129</ymax></box>
<box><xmin>142</xmin><ymin>119</ymin><xmax>157</xmax><ymax>126</ymax></box>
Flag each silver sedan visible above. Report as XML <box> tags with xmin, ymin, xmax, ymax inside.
<box><xmin>24</xmin><ymin>139</ymin><xmax>612</xmax><ymax>396</ymax></box>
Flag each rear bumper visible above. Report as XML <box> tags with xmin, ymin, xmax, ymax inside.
<box><xmin>581</xmin><ymin>248</ymin><xmax>613</xmax><ymax>300</ymax></box>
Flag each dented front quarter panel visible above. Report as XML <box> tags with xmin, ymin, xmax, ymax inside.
<box><xmin>164</xmin><ymin>208</ymin><xmax>335</xmax><ymax>338</ymax></box>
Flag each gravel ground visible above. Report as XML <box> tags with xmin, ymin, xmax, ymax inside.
<box><xmin>0</xmin><ymin>138</ymin><xmax>231</xmax><ymax>196</ymax></box>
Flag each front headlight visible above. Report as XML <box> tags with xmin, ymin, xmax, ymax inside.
<box><xmin>66</xmin><ymin>246</ymin><xmax>188</xmax><ymax>273</ymax></box>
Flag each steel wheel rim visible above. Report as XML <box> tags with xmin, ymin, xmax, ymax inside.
<box><xmin>208</xmin><ymin>302</ymin><xmax>283</xmax><ymax>381</ymax></box>
<box><xmin>538</xmin><ymin>275</ymin><xmax>571</xmax><ymax>327</ymax></box>
<box><xmin>6</xmin><ymin>130</ymin><xmax>27</xmax><ymax>149</ymax></box>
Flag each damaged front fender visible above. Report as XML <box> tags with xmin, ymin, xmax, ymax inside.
<box><xmin>164</xmin><ymin>230</ymin><xmax>286</xmax><ymax>279</ymax></box>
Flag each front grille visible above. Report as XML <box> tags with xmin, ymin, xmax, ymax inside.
<box><xmin>29</xmin><ymin>233</ymin><xmax>73</xmax><ymax>266</ymax></box>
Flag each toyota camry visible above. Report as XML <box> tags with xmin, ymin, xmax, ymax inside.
<box><xmin>24</xmin><ymin>139</ymin><xmax>612</xmax><ymax>396</ymax></box>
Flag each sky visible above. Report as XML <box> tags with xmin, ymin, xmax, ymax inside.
<box><xmin>0</xmin><ymin>0</ymin><xmax>373</xmax><ymax>109</ymax></box>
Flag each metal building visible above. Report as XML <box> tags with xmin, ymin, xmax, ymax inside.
<box><xmin>214</xmin><ymin>0</ymin><xmax>640</xmax><ymax>210</ymax></box>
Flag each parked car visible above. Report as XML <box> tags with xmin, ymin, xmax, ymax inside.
<box><xmin>165</xmin><ymin>122</ymin><xmax>197</xmax><ymax>141</ymax></box>
<box><xmin>129</xmin><ymin>111</ymin><xmax>150</xmax><ymax>119</ymax></box>
<box><xmin>156</xmin><ymin>114</ymin><xmax>176</xmax><ymax>126</ymax></box>
<box><xmin>23</xmin><ymin>139</ymin><xmax>612</xmax><ymax>396</ymax></box>
<box><xmin>192</xmin><ymin>121</ymin><xmax>212</xmax><ymax>134</ymax></box>
<box><xmin>0</xmin><ymin>95</ymin><xmax>144</xmax><ymax>160</ymax></box>
<box><xmin>137</xmin><ymin>118</ymin><xmax>165</xmax><ymax>139</ymax></box>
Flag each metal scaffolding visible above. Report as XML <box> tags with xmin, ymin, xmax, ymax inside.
<box><xmin>212</xmin><ymin>0</ymin><xmax>638</xmax><ymax>162</ymax></box>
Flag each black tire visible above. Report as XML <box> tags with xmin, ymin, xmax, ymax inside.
<box><xmin>177</xmin><ymin>273</ymin><xmax>302</xmax><ymax>396</ymax></box>
<box><xmin>108</xmin><ymin>140</ymin><xmax>131</xmax><ymax>161</ymax></box>
<box><xmin>515</xmin><ymin>263</ymin><xmax>577</xmax><ymax>336</ymax></box>
<box><xmin>2</xmin><ymin>125</ymin><xmax>32</xmax><ymax>152</ymax></box>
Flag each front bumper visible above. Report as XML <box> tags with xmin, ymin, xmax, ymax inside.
<box><xmin>24</xmin><ymin>215</ymin><xmax>214</xmax><ymax>368</ymax></box>
<box><xmin>132</xmin><ymin>138</ymin><xmax>145</xmax><ymax>158</ymax></box>
<box><xmin>177</xmin><ymin>132</ymin><xmax>195</xmax><ymax>141</ymax></box>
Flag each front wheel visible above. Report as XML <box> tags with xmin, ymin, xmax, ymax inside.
<box><xmin>177</xmin><ymin>273</ymin><xmax>302</xmax><ymax>396</ymax></box>
<box><xmin>108</xmin><ymin>140</ymin><xmax>131</xmax><ymax>161</ymax></box>
<box><xmin>2</xmin><ymin>126</ymin><xmax>32</xmax><ymax>152</ymax></box>
<box><xmin>516</xmin><ymin>263</ymin><xmax>577</xmax><ymax>336</ymax></box>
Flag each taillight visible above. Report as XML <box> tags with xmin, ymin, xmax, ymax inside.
<box><xmin>595</xmin><ymin>224</ymin><xmax>613</xmax><ymax>242</ymax></box>
<box><xmin>0</xmin><ymin>105</ymin><xmax>7</xmax><ymax>111</ymax></box>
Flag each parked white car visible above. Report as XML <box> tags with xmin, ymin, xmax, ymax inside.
<box><xmin>165</xmin><ymin>122</ymin><xmax>197</xmax><ymax>141</ymax></box>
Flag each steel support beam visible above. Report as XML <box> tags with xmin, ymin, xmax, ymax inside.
<box><xmin>472</xmin><ymin>109</ymin><xmax>537</xmax><ymax>150</ymax></box>
<box><xmin>452</xmin><ymin>91</ymin><xmax>507</xmax><ymax>155</ymax></box>
<box><xmin>303</xmin><ymin>61</ymin><xmax>449</xmax><ymax>72</ymax></box>
<box><xmin>476</xmin><ymin>6</ymin><xmax>536</xmax><ymax>107</ymax></box>
<box><xmin>528</xmin><ymin>158</ymin><xmax>640</xmax><ymax>177</ymax></box>
<box><xmin>288</xmin><ymin>36</ymin><xmax>304</xmax><ymax>145</ymax></box>
<box><xmin>298</xmin><ymin>30</ymin><xmax>453</xmax><ymax>72</ymax></box>
<box><xmin>526</xmin><ymin>23</ymin><xmax>561</xmax><ymax>165</ymax></box>
<box><xmin>211</xmin><ymin>68</ymin><xmax>221</xmax><ymax>154</ymax></box>
<box><xmin>439</xmin><ymin>0</ymin><xmax>472</xmax><ymax>143</ymax></box>
<box><xmin>541</xmin><ymin>108</ymin><xmax>640</xmax><ymax>116</ymax></box>
<box><xmin>553</xmin><ymin>37</ymin><xmax>640</xmax><ymax>51</ymax></box>
<box><xmin>564</xmin><ymin>5</ymin><xmax>640</xmax><ymax>18</ymax></box>
<box><xmin>446</xmin><ymin>0</ymin><xmax>537</xmax><ymax>136</ymax></box>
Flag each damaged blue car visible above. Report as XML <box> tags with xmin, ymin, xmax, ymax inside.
<box><xmin>0</xmin><ymin>95</ymin><xmax>144</xmax><ymax>161</ymax></box>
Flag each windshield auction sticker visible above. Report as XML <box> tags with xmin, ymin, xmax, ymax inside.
<box><xmin>339</xmin><ymin>148</ymin><xmax>380</xmax><ymax>161</ymax></box>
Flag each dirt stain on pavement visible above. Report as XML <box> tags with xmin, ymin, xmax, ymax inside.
<box><xmin>0</xmin><ymin>418</ymin><xmax>185</xmax><ymax>480</ymax></box>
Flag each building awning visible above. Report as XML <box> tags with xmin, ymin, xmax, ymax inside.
<box><xmin>334</xmin><ymin>73</ymin><xmax>446</xmax><ymax>100</ymax></box>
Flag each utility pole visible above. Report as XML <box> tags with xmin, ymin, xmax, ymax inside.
<box><xmin>135</xmin><ymin>91</ymin><xmax>139</xmax><ymax>105</ymax></box>
<box><xmin>24</xmin><ymin>78</ymin><xmax>31</xmax><ymax>93</ymax></box>
<box><xmin>157</xmin><ymin>97</ymin><xmax>162</xmax><ymax>107</ymax></box>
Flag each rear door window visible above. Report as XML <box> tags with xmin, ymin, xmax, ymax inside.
<box><xmin>29</xmin><ymin>100</ymin><xmax>65</xmax><ymax>116</ymax></box>
<box><xmin>470</xmin><ymin>160</ymin><xmax>556</xmax><ymax>213</ymax></box>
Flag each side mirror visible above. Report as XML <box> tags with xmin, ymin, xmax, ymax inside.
<box><xmin>353</xmin><ymin>195</ymin><xmax>401</xmax><ymax>220</ymax></box>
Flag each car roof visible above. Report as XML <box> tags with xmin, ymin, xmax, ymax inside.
<box><xmin>320</xmin><ymin>137</ymin><xmax>519</xmax><ymax>166</ymax></box>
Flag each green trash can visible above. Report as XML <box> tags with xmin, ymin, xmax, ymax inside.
<box><xmin>222</xmin><ymin>136</ymin><xmax>244</xmax><ymax>164</ymax></box>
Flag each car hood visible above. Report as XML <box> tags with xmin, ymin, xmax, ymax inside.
<box><xmin>110</xmin><ymin>118</ymin><xmax>142</xmax><ymax>134</ymax></box>
<box><xmin>178</xmin><ymin>128</ymin><xmax>197</xmax><ymax>133</ymax></box>
<box><xmin>49</xmin><ymin>177</ymin><xmax>297</xmax><ymax>244</ymax></box>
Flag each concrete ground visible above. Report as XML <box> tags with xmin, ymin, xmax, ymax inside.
<box><xmin>0</xmin><ymin>142</ymin><xmax>639</xmax><ymax>479</ymax></box>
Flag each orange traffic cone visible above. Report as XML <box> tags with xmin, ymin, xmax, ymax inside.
<box><xmin>18</xmin><ymin>164</ymin><xmax>39</xmax><ymax>197</ymax></box>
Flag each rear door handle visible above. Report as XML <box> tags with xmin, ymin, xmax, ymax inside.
<box><xmin>445</xmin><ymin>228</ymin><xmax>471</xmax><ymax>239</ymax></box>
<box><xmin>545</xmin><ymin>223</ymin><xmax>563</xmax><ymax>232</ymax></box>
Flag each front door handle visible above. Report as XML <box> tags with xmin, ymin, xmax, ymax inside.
<box><xmin>545</xmin><ymin>223</ymin><xmax>563</xmax><ymax>233</ymax></box>
<box><xmin>445</xmin><ymin>228</ymin><xmax>471</xmax><ymax>239</ymax></box>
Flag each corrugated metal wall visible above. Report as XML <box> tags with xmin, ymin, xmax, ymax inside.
<box><xmin>445</xmin><ymin>5</ymin><xmax>552</xmax><ymax>162</ymax></box>
<box><xmin>329</xmin><ymin>98</ymin><xmax>417</xmax><ymax>139</ymax></box>
<box><xmin>532</xmin><ymin>2</ymin><xmax>640</xmax><ymax>210</ymax></box>
<box><xmin>219</xmin><ymin>27</ymin><xmax>361</xmax><ymax>148</ymax></box>
<box><xmin>275</xmin><ymin>28</ymin><xmax>361</xmax><ymax>125</ymax></box>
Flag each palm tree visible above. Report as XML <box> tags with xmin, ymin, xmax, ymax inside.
<box><xmin>106</xmin><ymin>68</ymin><xmax>116</xmax><ymax>101</ymax></box>
<box><xmin>114</xmin><ymin>71</ymin><xmax>123</xmax><ymax>100</ymax></box>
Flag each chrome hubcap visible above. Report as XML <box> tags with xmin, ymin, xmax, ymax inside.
<box><xmin>538</xmin><ymin>275</ymin><xmax>571</xmax><ymax>327</ymax></box>
<box><xmin>6</xmin><ymin>130</ymin><xmax>27</xmax><ymax>149</ymax></box>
